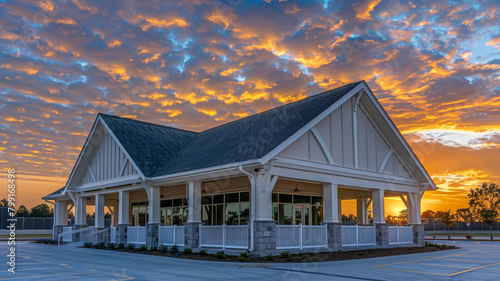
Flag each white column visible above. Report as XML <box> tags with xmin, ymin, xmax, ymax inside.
<box><xmin>356</xmin><ymin>198</ymin><xmax>369</xmax><ymax>225</ymax></box>
<box><xmin>148</xmin><ymin>186</ymin><xmax>161</xmax><ymax>224</ymax></box>
<box><xmin>95</xmin><ymin>194</ymin><xmax>105</xmax><ymax>228</ymax></box>
<box><xmin>187</xmin><ymin>181</ymin><xmax>202</xmax><ymax>222</ymax></box>
<box><xmin>55</xmin><ymin>201</ymin><xmax>67</xmax><ymax>225</ymax></box>
<box><xmin>323</xmin><ymin>183</ymin><xmax>339</xmax><ymax>223</ymax></box>
<box><xmin>254</xmin><ymin>169</ymin><xmax>272</xmax><ymax>220</ymax></box>
<box><xmin>75</xmin><ymin>197</ymin><xmax>87</xmax><ymax>225</ymax></box>
<box><xmin>111</xmin><ymin>203</ymin><xmax>119</xmax><ymax>226</ymax></box>
<box><xmin>372</xmin><ymin>189</ymin><xmax>385</xmax><ymax>224</ymax></box>
<box><xmin>408</xmin><ymin>193</ymin><xmax>421</xmax><ymax>224</ymax></box>
<box><xmin>65</xmin><ymin>205</ymin><xmax>72</xmax><ymax>225</ymax></box>
<box><xmin>338</xmin><ymin>199</ymin><xmax>342</xmax><ymax>222</ymax></box>
<box><xmin>118</xmin><ymin>190</ymin><xmax>129</xmax><ymax>225</ymax></box>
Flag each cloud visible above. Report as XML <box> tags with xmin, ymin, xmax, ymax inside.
<box><xmin>0</xmin><ymin>0</ymin><xmax>499</xmax><ymax>209</ymax></box>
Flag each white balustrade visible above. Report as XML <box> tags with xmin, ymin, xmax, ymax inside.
<box><xmin>199</xmin><ymin>224</ymin><xmax>249</xmax><ymax>249</ymax></box>
<box><xmin>276</xmin><ymin>224</ymin><xmax>328</xmax><ymax>249</ymax></box>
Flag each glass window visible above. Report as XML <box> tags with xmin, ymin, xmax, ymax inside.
<box><xmin>279</xmin><ymin>204</ymin><xmax>293</xmax><ymax>225</ymax></box>
<box><xmin>225</xmin><ymin>203</ymin><xmax>239</xmax><ymax>225</ymax></box>
<box><xmin>161</xmin><ymin>199</ymin><xmax>172</xmax><ymax>208</ymax></box>
<box><xmin>240</xmin><ymin>202</ymin><xmax>250</xmax><ymax>225</ymax></box>
<box><xmin>166</xmin><ymin>209</ymin><xmax>172</xmax><ymax>226</ymax></box>
<box><xmin>279</xmin><ymin>194</ymin><xmax>292</xmax><ymax>203</ymax></box>
<box><xmin>213</xmin><ymin>194</ymin><xmax>224</xmax><ymax>204</ymax></box>
<box><xmin>202</xmin><ymin>205</ymin><xmax>213</xmax><ymax>225</ymax></box>
<box><xmin>240</xmin><ymin>192</ymin><xmax>250</xmax><ymax>202</ymax></box>
<box><xmin>173</xmin><ymin>198</ymin><xmax>183</xmax><ymax>207</ymax></box>
<box><xmin>202</xmin><ymin>196</ymin><xmax>212</xmax><ymax>205</ymax></box>
<box><xmin>172</xmin><ymin>207</ymin><xmax>182</xmax><ymax>226</ymax></box>
<box><xmin>293</xmin><ymin>195</ymin><xmax>311</xmax><ymax>204</ymax></box>
<box><xmin>215</xmin><ymin>204</ymin><xmax>224</xmax><ymax>225</ymax></box>
<box><xmin>272</xmin><ymin>203</ymin><xmax>278</xmax><ymax>221</ymax></box>
<box><xmin>312</xmin><ymin>206</ymin><xmax>323</xmax><ymax>226</ymax></box>
<box><xmin>312</xmin><ymin>196</ymin><xmax>323</xmax><ymax>205</ymax></box>
<box><xmin>183</xmin><ymin>207</ymin><xmax>189</xmax><ymax>223</ymax></box>
<box><xmin>272</xmin><ymin>193</ymin><xmax>278</xmax><ymax>203</ymax></box>
<box><xmin>225</xmin><ymin>193</ymin><xmax>239</xmax><ymax>203</ymax></box>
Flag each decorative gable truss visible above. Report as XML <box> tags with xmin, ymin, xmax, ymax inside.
<box><xmin>278</xmin><ymin>94</ymin><xmax>412</xmax><ymax>179</ymax></box>
<box><xmin>62</xmin><ymin>117</ymin><xmax>144</xmax><ymax>194</ymax></box>
<box><xmin>79</xmin><ymin>132</ymin><xmax>138</xmax><ymax>185</ymax></box>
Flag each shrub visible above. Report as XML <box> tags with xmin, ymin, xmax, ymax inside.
<box><xmin>264</xmin><ymin>254</ymin><xmax>274</xmax><ymax>261</ymax></box>
<box><xmin>198</xmin><ymin>249</ymin><xmax>208</xmax><ymax>256</ymax></box>
<box><xmin>279</xmin><ymin>251</ymin><xmax>291</xmax><ymax>259</ymax></box>
<box><xmin>83</xmin><ymin>242</ymin><xmax>93</xmax><ymax>248</ymax></box>
<box><xmin>126</xmin><ymin>244</ymin><xmax>135</xmax><ymax>250</ymax></box>
<box><xmin>215</xmin><ymin>251</ymin><xmax>227</xmax><ymax>259</ymax></box>
<box><xmin>138</xmin><ymin>245</ymin><xmax>148</xmax><ymax>251</ymax></box>
<box><xmin>238</xmin><ymin>252</ymin><xmax>250</xmax><ymax>262</ymax></box>
<box><xmin>183</xmin><ymin>248</ymin><xmax>193</xmax><ymax>255</ymax></box>
<box><xmin>170</xmin><ymin>245</ymin><xmax>179</xmax><ymax>254</ymax></box>
<box><xmin>285</xmin><ymin>257</ymin><xmax>292</xmax><ymax>262</ymax></box>
<box><xmin>149</xmin><ymin>246</ymin><xmax>158</xmax><ymax>251</ymax></box>
<box><xmin>106</xmin><ymin>243</ymin><xmax>115</xmax><ymax>249</ymax></box>
<box><xmin>115</xmin><ymin>243</ymin><xmax>125</xmax><ymax>250</ymax></box>
<box><xmin>93</xmin><ymin>242</ymin><xmax>105</xmax><ymax>249</ymax></box>
<box><xmin>159</xmin><ymin>245</ymin><xmax>169</xmax><ymax>253</ymax></box>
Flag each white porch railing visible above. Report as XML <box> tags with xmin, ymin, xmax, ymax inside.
<box><xmin>58</xmin><ymin>226</ymin><xmax>96</xmax><ymax>246</ymax></box>
<box><xmin>62</xmin><ymin>227</ymin><xmax>73</xmax><ymax>243</ymax></box>
<box><xmin>276</xmin><ymin>224</ymin><xmax>328</xmax><ymax>249</ymax></box>
<box><xmin>388</xmin><ymin>226</ymin><xmax>413</xmax><ymax>245</ymax></box>
<box><xmin>83</xmin><ymin>228</ymin><xmax>110</xmax><ymax>244</ymax></box>
<box><xmin>127</xmin><ymin>226</ymin><xmax>147</xmax><ymax>244</ymax></box>
<box><xmin>110</xmin><ymin>227</ymin><xmax>117</xmax><ymax>243</ymax></box>
<box><xmin>341</xmin><ymin>225</ymin><xmax>376</xmax><ymax>247</ymax></box>
<box><xmin>159</xmin><ymin>225</ymin><xmax>185</xmax><ymax>246</ymax></box>
<box><xmin>199</xmin><ymin>224</ymin><xmax>249</xmax><ymax>249</ymax></box>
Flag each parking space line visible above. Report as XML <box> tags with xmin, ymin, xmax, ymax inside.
<box><xmin>418</xmin><ymin>263</ymin><xmax>470</xmax><ymax>269</ymax></box>
<box><xmin>0</xmin><ymin>271</ymin><xmax>95</xmax><ymax>280</ymax></box>
<box><xmin>449</xmin><ymin>263</ymin><xmax>500</xmax><ymax>276</ymax></box>
<box><xmin>372</xmin><ymin>251</ymin><xmax>474</xmax><ymax>269</ymax></box>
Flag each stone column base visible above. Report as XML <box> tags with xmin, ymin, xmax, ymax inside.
<box><xmin>146</xmin><ymin>223</ymin><xmax>160</xmax><ymax>249</ymax></box>
<box><xmin>322</xmin><ymin>222</ymin><xmax>342</xmax><ymax>251</ymax></box>
<box><xmin>184</xmin><ymin>222</ymin><xmax>200</xmax><ymax>248</ymax></box>
<box><xmin>412</xmin><ymin>224</ymin><xmax>425</xmax><ymax>246</ymax></box>
<box><xmin>53</xmin><ymin>225</ymin><xmax>64</xmax><ymax>240</ymax></box>
<box><xmin>375</xmin><ymin>224</ymin><xmax>389</xmax><ymax>246</ymax></box>
<box><xmin>116</xmin><ymin>224</ymin><xmax>128</xmax><ymax>245</ymax></box>
<box><xmin>253</xmin><ymin>221</ymin><xmax>277</xmax><ymax>253</ymax></box>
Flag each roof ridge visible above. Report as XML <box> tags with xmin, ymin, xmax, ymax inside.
<box><xmin>98</xmin><ymin>113</ymin><xmax>198</xmax><ymax>134</ymax></box>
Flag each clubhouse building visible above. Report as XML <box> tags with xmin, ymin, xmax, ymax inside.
<box><xmin>43</xmin><ymin>81</ymin><xmax>435</xmax><ymax>254</ymax></box>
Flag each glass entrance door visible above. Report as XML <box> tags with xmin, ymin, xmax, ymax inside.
<box><xmin>293</xmin><ymin>204</ymin><xmax>311</xmax><ymax>225</ymax></box>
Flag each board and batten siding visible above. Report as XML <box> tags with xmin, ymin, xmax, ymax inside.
<box><xmin>278</xmin><ymin>96</ymin><xmax>412</xmax><ymax>179</ymax></box>
<box><xmin>79</xmin><ymin>132</ymin><xmax>138</xmax><ymax>185</ymax></box>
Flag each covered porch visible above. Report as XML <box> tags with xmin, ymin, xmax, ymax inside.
<box><xmin>56</xmin><ymin>170</ymin><xmax>424</xmax><ymax>253</ymax></box>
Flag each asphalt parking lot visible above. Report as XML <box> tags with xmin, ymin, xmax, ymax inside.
<box><xmin>1</xmin><ymin>240</ymin><xmax>499</xmax><ymax>280</ymax></box>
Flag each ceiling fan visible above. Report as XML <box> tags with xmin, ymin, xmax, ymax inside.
<box><xmin>293</xmin><ymin>182</ymin><xmax>306</xmax><ymax>192</ymax></box>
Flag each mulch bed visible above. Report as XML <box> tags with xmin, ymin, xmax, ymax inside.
<box><xmin>88</xmin><ymin>242</ymin><xmax>457</xmax><ymax>263</ymax></box>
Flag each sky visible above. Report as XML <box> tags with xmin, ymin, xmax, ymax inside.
<box><xmin>0</xmin><ymin>0</ymin><xmax>499</xmax><ymax>215</ymax></box>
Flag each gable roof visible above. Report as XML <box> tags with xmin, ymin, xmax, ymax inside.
<box><xmin>44</xmin><ymin>80</ymin><xmax>437</xmax><ymax>199</ymax></box>
<box><xmin>99</xmin><ymin>114</ymin><xmax>198</xmax><ymax>177</ymax></box>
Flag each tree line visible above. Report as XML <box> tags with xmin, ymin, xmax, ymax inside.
<box><xmin>0</xmin><ymin>200</ymin><xmax>53</xmax><ymax>217</ymax></box>
<box><xmin>422</xmin><ymin>182</ymin><xmax>499</xmax><ymax>239</ymax></box>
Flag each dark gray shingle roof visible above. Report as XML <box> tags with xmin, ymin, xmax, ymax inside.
<box><xmin>99</xmin><ymin>114</ymin><xmax>198</xmax><ymax>177</ymax></box>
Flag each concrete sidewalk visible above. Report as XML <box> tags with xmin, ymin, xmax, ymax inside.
<box><xmin>1</xmin><ymin>240</ymin><xmax>499</xmax><ymax>280</ymax></box>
